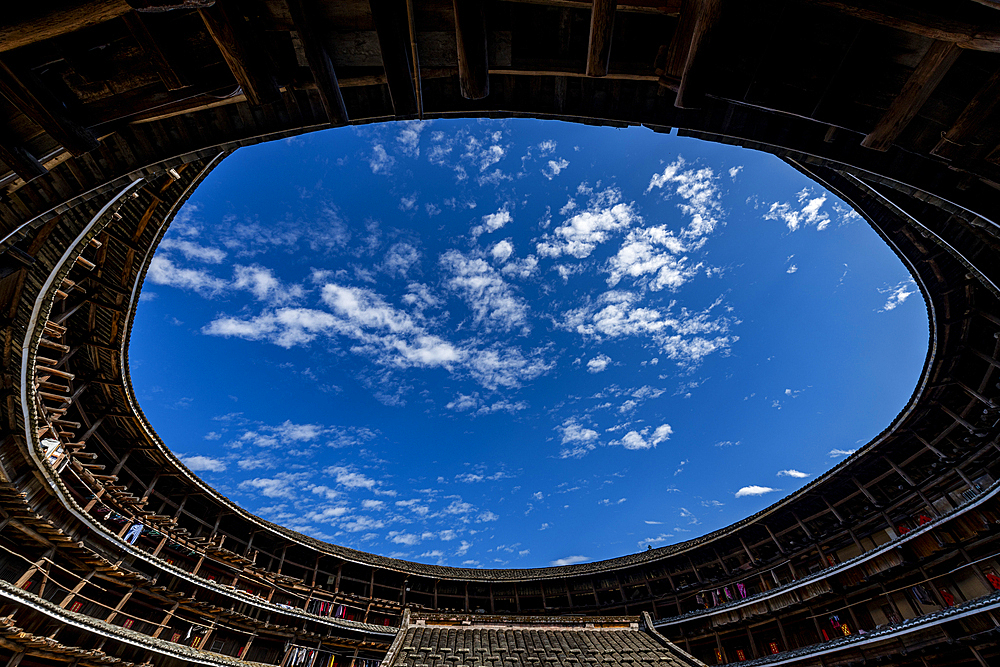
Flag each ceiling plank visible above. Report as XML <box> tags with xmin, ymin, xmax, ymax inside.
<box><xmin>862</xmin><ymin>41</ymin><xmax>962</xmax><ymax>151</ymax></box>
<box><xmin>285</xmin><ymin>0</ymin><xmax>349</xmax><ymax>125</ymax></box>
<box><xmin>369</xmin><ymin>0</ymin><xmax>419</xmax><ymax>116</ymax></box>
<box><xmin>198</xmin><ymin>0</ymin><xmax>281</xmax><ymax>106</ymax></box>
<box><xmin>586</xmin><ymin>0</ymin><xmax>618</xmax><ymax>77</ymax></box>
<box><xmin>453</xmin><ymin>0</ymin><xmax>490</xmax><ymax>100</ymax></box>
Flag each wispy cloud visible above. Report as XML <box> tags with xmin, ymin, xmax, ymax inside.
<box><xmin>878</xmin><ymin>279</ymin><xmax>916</xmax><ymax>312</ymax></box>
<box><xmin>550</xmin><ymin>555</ymin><xmax>588</xmax><ymax>566</ymax></box>
<box><xmin>777</xmin><ymin>469</ymin><xmax>809</xmax><ymax>478</ymax></box>
<box><xmin>735</xmin><ymin>485</ymin><xmax>780</xmax><ymax>498</ymax></box>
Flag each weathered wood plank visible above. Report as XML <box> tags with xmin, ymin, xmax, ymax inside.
<box><xmin>932</xmin><ymin>66</ymin><xmax>1000</xmax><ymax>160</ymax></box>
<box><xmin>286</xmin><ymin>0</ymin><xmax>349</xmax><ymax>125</ymax></box>
<box><xmin>670</xmin><ymin>0</ymin><xmax>722</xmax><ymax>109</ymax></box>
<box><xmin>0</xmin><ymin>138</ymin><xmax>47</xmax><ymax>182</ymax></box>
<box><xmin>453</xmin><ymin>0</ymin><xmax>490</xmax><ymax>99</ymax></box>
<box><xmin>198</xmin><ymin>0</ymin><xmax>281</xmax><ymax>106</ymax></box>
<box><xmin>121</xmin><ymin>11</ymin><xmax>186</xmax><ymax>91</ymax></box>
<box><xmin>0</xmin><ymin>58</ymin><xmax>100</xmax><ymax>156</ymax></box>
<box><xmin>587</xmin><ymin>0</ymin><xmax>618</xmax><ymax>77</ymax></box>
<box><xmin>862</xmin><ymin>40</ymin><xmax>962</xmax><ymax>151</ymax></box>
<box><xmin>369</xmin><ymin>0</ymin><xmax>419</xmax><ymax>115</ymax></box>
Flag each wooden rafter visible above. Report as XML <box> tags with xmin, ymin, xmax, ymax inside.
<box><xmin>369</xmin><ymin>0</ymin><xmax>419</xmax><ymax>116</ymax></box>
<box><xmin>198</xmin><ymin>0</ymin><xmax>280</xmax><ymax>106</ymax></box>
<box><xmin>862</xmin><ymin>40</ymin><xmax>962</xmax><ymax>151</ymax></box>
<box><xmin>932</xmin><ymin>66</ymin><xmax>1000</xmax><ymax>159</ymax></box>
<box><xmin>0</xmin><ymin>58</ymin><xmax>99</xmax><ymax>156</ymax></box>
<box><xmin>0</xmin><ymin>136</ymin><xmax>46</xmax><ymax>182</ymax></box>
<box><xmin>286</xmin><ymin>0</ymin><xmax>349</xmax><ymax>125</ymax></box>
<box><xmin>586</xmin><ymin>0</ymin><xmax>618</xmax><ymax>77</ymax></box>
<box><xmin>453</xmin><ymin>0</ymin><xmax>490</xmax><ymax>100</ymax></box>
<box><xmin>664</xmin><ymin>0</ymin><xmax>722</xmax><ymax>108</ymax></box>
<box><xmin>121</xmin><ymin>11</ymin><xmax>186</xmax><ymax>91</ymax></box>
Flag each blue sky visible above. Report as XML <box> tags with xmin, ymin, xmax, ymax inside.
<box><xmin>130</xmin><ymin>119</ymin><xmax>927</xmax><ymax>569</ymax></box>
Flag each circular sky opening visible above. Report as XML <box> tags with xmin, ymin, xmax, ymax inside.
<box><xmin>129</xmin><ymin>118</ymin><xmax>927</xmax><ymax>569</ymax></box>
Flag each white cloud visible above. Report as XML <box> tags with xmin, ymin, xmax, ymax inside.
<box><xmin>606</xmin><ymin>225</ymin><xmax>699</xmax><ymax>291</ymax></box>
<box><xmin>777</xmin><ymin>469</ymin><xmax>809</xmax><ymax>478</ymax></box>
<box><xmin>787</xmin><ymin>264</ymin><xmax>798</xmax><ymax>274</ymax></box>
<box><xmin>160</xmin><ymin>238</ymin><xmax>226</xmax><ymax>263</ymax></box>
<box><xmin>587</xmin><ymin>354</ymin><xmax>612</xmax><ymax>373</ymax></box>
<box><xmin>440</xmin><ymin>250</ymin><xmax>529</xmax><ymax>332</ymax></box>
<box><xmin>829</xmin><ymin>448</ymin><xmax>857</xmax><ymax>458</ymax></box>
<box><xmin>147</xmin><ymin>257</ymin><xmax>227</xmax><ymax>296</ymax></box>
<box><xmin>233</xmin><ymin>265</ymin><xmax>304</xmax><ymax>305</ymax></box>
<box><xmin>181</xmin><ymin>455</ymin><xmax>226</xmax><ymax>472</ymax></box>
<box><xmin>388</xmin><ymin>531</ymin><xmax>421</xmax><ymax>546</ymax></box>
<box><xmin>536</xmin><ymin>187</ymin><xmax>639</xmax><ymax>259</ymax></box>
<box><xmin>878</xmin><ymin>280</ymin><xmax>916</xmax><ymax>312</ymax></box>
<box><xmin>559</xmin><ymin>291</ymin><xmax>737</xmax><ymax>368</ymax></box>
<box><xmin>396</xmin><ymin>121</ymin><xmax>426</xmax><ymax>157</ymax></box>
<box><xmin>491</xmin><ymin>240</ymin><xmax>513</xmax><ymax>263</ymax></box>
<box><xmin>735</xmin><ymin>485</ymin><xmax>780</xmax><ymax>498</ymax></box>
<box><xmin>537</xmin><ymin>140</ymin><xmax>557</xmax><ymax>155</ymax></box>
<box><xmin>558</xmin><ymin>418</ymin><xmax>599</xmax><ymax>459</ymax></box>
<box><xmin>543</xmin><ymin>158</ymin><xmax>570</xmax><ymax>180</ymax></box>
<box><xmin>611</xmin><ymin>424</ymin><xmax>672</xmax><ymax>451</ymax></box>
<box><xmin>382</xmin><ymin>242</ymin><xmax>421</xmax><ymax>277</ymax></box>
<box><xmin>368</xmin><ymin>144</ymin><xmax>395</xmax><ymax>173</ymax></box>
<box><xmin>764</xmin><ymin>188</ymin><xmax>833</xmax><ymax>231</ymax></box>
<box><xmin>728</xmin><ymin>166</ymin><xmax>743</xmax><ymax>179</ymax></box>
<box><xmin>646</xmin><ymin>157</ymin><xmax>725</xmax><ymax>242</ymax></box>
<box><xmin>324</xmin><ymin>466</ymin><xmax>380</xmax><ymax>491</ymax></box>
<box><xmin>550</xmin><ymin>555</ymin><xmax>588</xmax><ymax>566</ymax></box>
<box><xmin>472</xmin><ymin>208</ymin><xmax>512</xmax><ymax>236</ymax></box>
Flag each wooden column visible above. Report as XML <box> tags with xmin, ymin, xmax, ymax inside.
<box><xmin>668</xmin><ymin>0</ymin><xmax>722</xmax><ymax>108</ymax></box>
<box><xmin>933</xmin><ymin>66</ymin><xmax>1000</xmax><ymax>159</ymax></box>
<box><xmin>452</xmin><ymin>0</ymin><xmax>489</xmax><ymax>99</ymax></box>
<box><xmin>586</xmin><ymin>0</ymin><xmax>617</xmax><ymax>77</ymax></box>
<box><xmin>369</xmin><ymin>0</ymin><xmax>418</xmax><ymax>116</ymax></box>
<box><xmin>199</xmin><ymin>0</ymin><xmax>280</xmax><ymax>106</ymax></box>
<box><xmin>286</xmin><ymin>0</ymin><xmax>349</xmax><ymax>124</ymax></box>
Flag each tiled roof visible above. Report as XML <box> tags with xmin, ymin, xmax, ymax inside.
<box><xmin>383</xmin><ymin>613</ymin><xmax>703</xmax><ymax>667</ymax></box>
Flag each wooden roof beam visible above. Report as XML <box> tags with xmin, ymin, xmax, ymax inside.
<box><xmin>0</xmin><ymin>138</ymin><xmax>47</xmax><ymax>182</ymax></box>
<box><xmin>121</xmin><ymin>11</ymin><xmax>186</xmax><ymax>91</ymax></box>
<box><xmin>453</xmin><ymin>0</ymin><xmax>490</xmax><ymax>100</ymax></box>
<box><xmin>932</xmin><ymin>66</ymin><xmax>1000</xmax><ymax>160</ymax></box>
<box><xmin>586</xmin><ymin>0</ymin><xmax>618</xmax><ymax>77</ymax></box>
<box><xmin>862</xmin><ymin>40</ymin><xmax>961</xmax><ymax>151</ymax></box>
<box><xmin>663</xmin><ymin>0</ymin><xmax>722</xmax><ymax>109</ymax></box>
<box><xmin>0</xmin><ymin>58</ymin><xmax>99</xmax><ymax>156</ymax></box>
<box><xmin>286</xmin><ymin>0</ymin><xmax>349</xmax><ymax>125</ymax></box>
<box><xmin>198</xmin><ymin>0</ymin><xmax>281</xmax><ymax>106</ymax></box>
<box><xmin>368</xmin><ymin>0</ymin><xmax>418</xmax><ymax>116</ymax></box>
<box><xmin>805</xmin><ymin>0</ymin><xmax>1000</xmax><ymax>52</ymax></box>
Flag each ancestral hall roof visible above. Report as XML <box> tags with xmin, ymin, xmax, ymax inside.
<box><xmin>383</xmin><ymin>611</ymin><xmax>703</xmax><ymax>667</ymax></box>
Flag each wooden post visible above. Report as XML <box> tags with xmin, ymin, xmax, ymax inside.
<box><xmin>286</xmin><ymin>0</ymin><xmax>349</xmax><ymax>124</ymax></box>
<box><xmin>586</xmin><ymin>0</ymin><xmax>617</xmax><ymax>77</ymax></box>
<box><xmin>369</xmin><ymin>0</ymin><xmax>418</xmax><ymax>115</ymax></box>
<box><xmin>452</xmin><ymin>0</ymin><xmax>489</xmax><ymax>99</ymax></box>
<box><xmin>672</xmin><ymin>0</ymin><xmax>722</xmax><ymax>108</ymax></box>
<box><xmin>199</xmin><ymin>0</ymin><xmax>280</xmax><ymax>106</ymax></box>
<box><xmin>933</xmin><ymin>66</ymin><xmax>1000</xmax><ymax>159</ymax></box>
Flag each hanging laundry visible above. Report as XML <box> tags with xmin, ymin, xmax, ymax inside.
<box><xmin>123</xmin><ymin>523</ymin><xmax>143</xmax><ymax>545</ymax></box>
<box><xmin>940</xmin><ymin>589</ymin><xmax>955</xmax><ymax>607</ymax></box>
<box><xmin>911</xmin><ymin>584</ymin><xmax>934</xmax><ymax>606</ymax></box>
<box><xmin>985</xmin><ymin>571</ymin><xmax>1000</xmax><ymax>591</ymax></box>
<box><xmin>917</xmin><ymin>514</ymin><xmax>932</xmax><ymax>525</ymax></box>
<box><xmin>724</xmin><ymin>586</ymin><xmax>733</xmax><ymax>601</ymax></box>
<box><xmin>736</xmin><ymin>582</ymin><xmax>747</xmax><ymax>599</ymax></box>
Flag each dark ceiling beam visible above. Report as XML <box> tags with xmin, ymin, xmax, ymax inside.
<box><xmin>0</xmin><ymin>131</ymin><xmax>47</xmax><ymax>182</ymax></box>
<box><xmin>121</xmin><ymin>11</ymin><xmax>186</xmax><ymax>91</ymax></box>
<box><xmin>285</xmin><ymin>0</ymin><xmax>349</xmax><ymax>125</ymax></box>
<box><xmin>862</xmin><ymin>41</ymin><xmax>962</xmax><ymax>151</ymax></box>
<box><xmin>804</xmin><ymin>0</ymin><xmax>1000</xmax><ymax>52</ymax></box>
<box><xmin>0</xmin><ymin>59</ymin><xmax>99</xmax><ymax>156</ymax></box>
<box><xmin>670</xmin><ymin>0</ymin><xmax>722</xmax><ymax>109</ymax></box>
<box><xmin>452</xmin><ymin>0</ymin><xmax>490</xmax><ymax>100</ymax></box>
<box><xmin>369</xmin><ymin>0</ymin><xmax>418</xmax><ymax>116</ymax></box>
<box><xmin>586</xmin><ymin>0</ymin><xmax>618</xmax><ymax>77</ymax></box>
<box><xmin>932</xmin><ymin>66</ymin><xmax>1000</xmax><ymax>160</ymax></box>
<box><xmin>198</xmin><ymin>0</ymin><xmax>280</xmax><ymax>106</ymax></box>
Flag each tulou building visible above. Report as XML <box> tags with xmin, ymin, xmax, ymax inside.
<box><xmin>2</xmin><ymin>1</ymin><xmax>1000</xmax><ymax>666</ymax></box>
